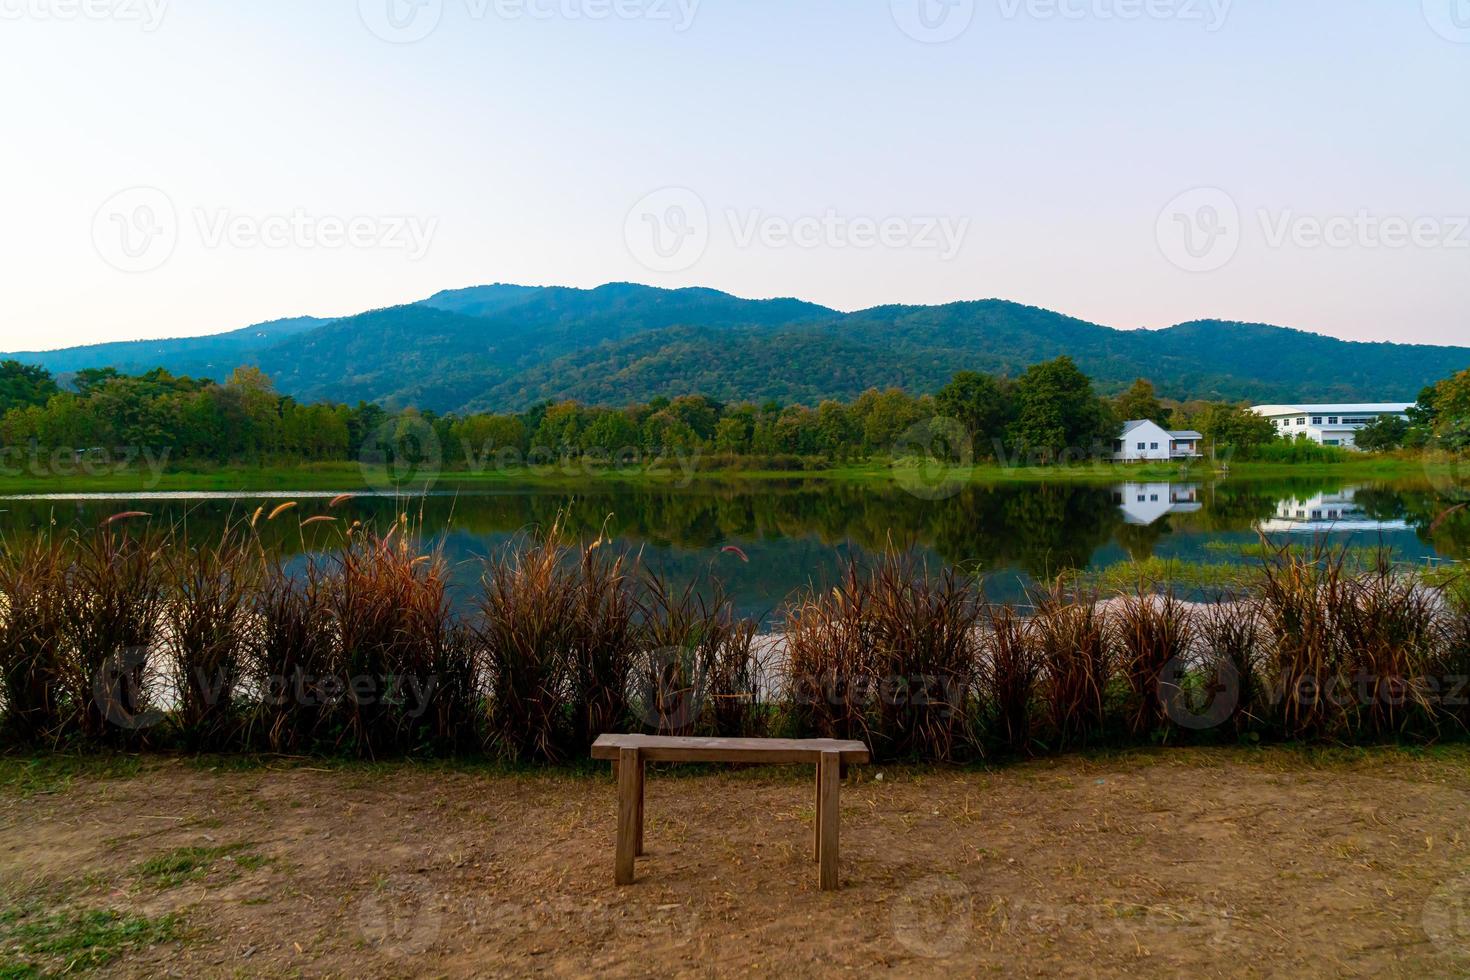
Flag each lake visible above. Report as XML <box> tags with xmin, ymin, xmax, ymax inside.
<box><xmin>2</xmin><ymin>476</ymin><xmax>1467</xmax><ymax>619</ymax></box>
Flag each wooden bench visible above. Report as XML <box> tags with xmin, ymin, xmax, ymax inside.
<box><xmin>591</xmin><ymin>734</ymin><xmax>871</xmax><ymax>891</ymax></box>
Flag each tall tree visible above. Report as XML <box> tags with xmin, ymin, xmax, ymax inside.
<box><xmin>1009</xmin><ymin>356</ymin><xmax>1113</xmax><ymax>461</ymax></box>
<box><xmin>1113</xmin><ymin>378</ymin><xmax>1170</xmax><ymax>427</ymax></box>
<box><xmin>936</xmin><ymin>371</ymin><xmax>1014</xmax><ymax>459</ymax></box>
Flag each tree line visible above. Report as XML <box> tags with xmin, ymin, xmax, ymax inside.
<box><xmin>1</xmin><ymin>356</ymin><xmax>1466</xmax><ymax>468</ymax></box>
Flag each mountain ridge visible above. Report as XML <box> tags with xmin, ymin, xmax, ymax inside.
<box><xmin>7</xmin><ymin>284</ymin><xmax>1467</xmax><ymax>412</ymax></box>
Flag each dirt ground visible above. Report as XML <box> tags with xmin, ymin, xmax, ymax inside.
<box><xmin>3</xmin><ymin>747</ymin><xmax>1470</xmax><ymax>978</ymax></box>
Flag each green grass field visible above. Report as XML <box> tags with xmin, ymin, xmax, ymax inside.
<box><xmin>0</xmin><ymin>454</ymin><xmax>1457</xmax><ymax>495</ymax></box>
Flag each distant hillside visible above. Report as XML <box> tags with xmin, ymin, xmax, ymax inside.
<box><xmin>8</xmin><ymin>316</ymin><xmax>330</xmax><ymax>382</ymax></box>
<box><xmin>8</xmin><ymin>284</ymin><xmax>1468</xmax><ymax>411</ymax></box>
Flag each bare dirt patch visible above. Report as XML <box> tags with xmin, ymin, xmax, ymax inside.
<box><xmin>3</xmin><ymin>747</ymin><xmax>1470</xmax><ymax>978</ymax></box>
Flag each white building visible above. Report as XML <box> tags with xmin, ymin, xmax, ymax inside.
<box><xmin>1250</xmin><ymin>403</ymin><xmax>1413</xmax><ymax>449</ymax></box>
<box><xmin>1113</xmin><ymin>482</ymin><xmax>1203</xmax><ymax>525</ymax></box>
<box><xmin>1110</xmin><ymin>420</ymin><xmax>1204</xmax><ymax>462</ymax></box>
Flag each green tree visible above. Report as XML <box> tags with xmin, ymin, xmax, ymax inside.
<box><xmin>1113</xmin><ymin>378</ymin><xmax>1170</xmax><ymax>427</ymax></box>
<box><xmin>1009</xmin><ymin>356</ymin><xmax>1113</xmax><ymax>461</ymax></box>
<box><xmin>0</xmin><ymin>361</ymin><xmax>58</xmax><ymax>414</ymax></box>
<box><xmin>1354</xmin><ymin>414</ymin><xmax>1410</xmax><ymax>452</ymax></box>
<box><xmin>936</xmin><ymin>371</ymin><xmax>1014</xmax><ymax>459</ymax></box>
<box><xmin>1192</xmin><ymin>404</ymin><xmax>1277</xmax><ymax>458</ymax></box>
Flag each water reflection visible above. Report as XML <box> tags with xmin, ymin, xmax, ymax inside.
<box><xmin>1</xmin><ymin>476</ymin><xmax>1466</xmax><ymax>617</ymax></box>
<box><xmin>1112</xmin><ymin>483</ymin><xmax>1203</xmax><ymax>526</ymax></box>
<box><xmin>1257</xmin><ymin>487</ymin><xmax>1411</xmax><ymax>534</ymax></box>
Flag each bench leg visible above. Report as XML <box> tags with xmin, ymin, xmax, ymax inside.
<box><xmin>812</xmin><ymin>765</ymin><xmax>822</xmax><ymax>863</ymax></box>
<box><xmin>817</xmin><ymin>749</ymin><xmax>840</xmax><ymax>891</ymax></box>
<box><xmin>616</xmin><ymin>747</ymin><xmax>640</xmax><ymax>885</ymax></box>
<box><xmin>635</xmin><ymin>756</ymin><xmax>646</xmax><ymax>857</ymax></box>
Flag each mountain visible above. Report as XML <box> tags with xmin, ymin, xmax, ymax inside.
<box><xmin>6</xmin><ymin>316</ymin><xmax>330</xmax><ymax>382</ymax></box>
<box><xmin>7</xmin><ymin>284</ymin><xmax>1468</xmax><ymax>412</ymax></box>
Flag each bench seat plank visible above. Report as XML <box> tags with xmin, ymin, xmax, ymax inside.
<box><xmin>592</xmin><ymin>734</ymin><xmax>870</xmax><ymax>765</ymax></box>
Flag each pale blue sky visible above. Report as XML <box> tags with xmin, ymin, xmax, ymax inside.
<box><xmin>1</xmin><ymin>0</ymin><xmax>1466</xmax><ymax>350</ymax></box>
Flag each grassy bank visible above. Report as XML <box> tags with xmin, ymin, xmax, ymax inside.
<box><xmin>0</xmin><ymin>454</ymin><xmax>1458</xmax><ymax>495</ymax></box>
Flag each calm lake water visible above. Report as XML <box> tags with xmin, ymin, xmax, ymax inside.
<box><xmin>3</xmin><ymin>477</ymin><xmax>1467</xmax><ymax>618</ymax></box>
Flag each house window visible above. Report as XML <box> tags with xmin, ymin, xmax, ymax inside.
<box><xmin>1137</xmin><ymin>495</ymin><xmax>1146</xmax><ymax>503</ymax></box>
<box><xmin>1150</xmin><ymin>442</ymin><xmax>1159</xmax><ymax>450</ymax></box>
<box><xmin>1137</xmin><ymin>442</ymin><xmax>1146</xmax><ymax>450</ymax></box>
<box><xmin>1150</xmin><ymin>494</ymin><xmax>1159</xmax><ymax>502</ymax></box>
<box><xmin>1297</xmin><ymin>417</ymin><xmax>1307</xmax><ymax>425</ymax></box>
<box><xmin>1312</xmin><ymin>417</ymin><xmax>1323</xmax><ymax>425</ymax></box>
<box><xmin>1324</xmin><ymin>440</ymin><xmax>1340</xmax><ymax>446</ymax></box>
<box><xmin>1328</xmin><ymin>416</ymin><xmax>1339</xmax><ymax>424</ymax></box>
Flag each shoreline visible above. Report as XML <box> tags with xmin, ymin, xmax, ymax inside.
<box><xmin>0</xmin><ymin>455</ymin><xmax>1458</xmax><ymax>496</ymax></box>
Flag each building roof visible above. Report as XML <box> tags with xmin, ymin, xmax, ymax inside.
<box><xmin>1119</xmin><ymin>419</ymin><xmax>1157</xmax><ymax>435</ymax></box>
<box><xmin>1250</xmin><ymin>403</ymin><xmax>1413</xmax><ymax>417</ymax></box>
<box><xmin>1168</xmin><ymin>430</ymin><xmax>1204</xmax><ymax>439</ymax></box>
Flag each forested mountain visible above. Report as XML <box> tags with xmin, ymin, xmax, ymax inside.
<box><xmin>5</xmin><ymin>315</ymin><xmax>329</xmax><ymax>380</ymax></box>
<box><xmin>7</xmin><ymin>284</ymin><xmax>1467</xmax><ymax>412</ymax></box>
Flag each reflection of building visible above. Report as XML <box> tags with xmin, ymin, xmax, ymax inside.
<box><xmin>1257</xmin><ymin>488</ymin><xmax>1409</xmax><ymax>533</ymax></box>
<box><xmin>1111</xmin><ymin>420</ymin><xmax>1204</xmax><ymax>462</ymax></box>
<box><xmin>1250</xmin><ymin>403</ymin><xmax>1412</xmax><ymax>449</ymax></box>
<box><xmin>1113</xmin><ymin>483</ymin><xmax>1203</xmax><ymax>525</ymax></box>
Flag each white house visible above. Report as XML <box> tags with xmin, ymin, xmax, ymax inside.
<box><xmin>1110</xmin><ymin>420</ymin><xmax>1205</xmax><ymax>462</ymax></box>
<box><xmin>1250</xmin><ymin>403</ymin><xmax>1413</xmax><ymax>449</ymax></box>
<box><xmin>1113</xmin><ymin>482</ymin><xmax>1203</xmax><ymax>525</ymax></box>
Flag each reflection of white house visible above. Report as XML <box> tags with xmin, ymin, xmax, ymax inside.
<box><xmin>1250</xmin><ymin>403</ymin><xmax>1412</xmax><ymax>449</ymax></box>
<box><xmin>1111</xmin><ymin>420</ymin><xmax>1204</xmax><ymax>462</ymax></box>
<box><xmin>1113</xmin><ymin>483</ymin><xmax>1203</xmax><ymax>525</ymax></box>
<box><xmin>1256</xmin><ymin>488</ymin><xmax>1410</xmax><ymax>534</ymax></box>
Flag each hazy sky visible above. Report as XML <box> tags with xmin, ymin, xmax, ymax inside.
<box><xmin>1</xmin><ymin>0</ymin><xmax>1467</xmax><ymax>351</ymax></box>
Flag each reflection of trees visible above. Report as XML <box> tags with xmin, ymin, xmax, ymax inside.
<box><xmin>7</xmin><ymin>476</ymin><xmax>1466</xmax><ymax>617</ymax></box>
<box><xmin>1114</xmin><ymin>519</ymin><xmax>1172</xmax><ymax>562</ymax></box>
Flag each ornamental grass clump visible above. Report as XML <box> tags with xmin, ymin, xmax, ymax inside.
<box><xmin>866</xmin><ymin>554</ymin><xmax>981</xmax><ymax>762</ymax></box>
<box><xmin>0</xmin><ymin>533</ymin><xmax>70</xmax><ymax>743</ymax></box>
<box><xmin>976</xmin><ymin>603</ymin><xmax>1042</xmax><ymax>755</ymax></box>
<box><xmin>61</xmin><ymin>520</ymin><xmax>166</xmax><ymax>742</ymax></box>
<box><xmin>1113</xmin><ymin>587</ymin><xmax>1195</xmax><ymax>739</ymax></box>
<box><xmin>636</xmin><ymin>571</ymin><xmax>760</xmax><ymax>738</ymax></box>
<box><xmin>783</xmin><ymin>563</ymin><xmax>876</xmax><ymax>746</ymax></box>
<box><xmin>1032</xmin><ymin>581</ymin><xmax>1113</xmax><ymax>749</ymax></box>
<box><xmin>476</xmin><ymin>521</ymin><xmax>579</xmax><ymax>761</ymax></box>
<box><xmin>164</xmin><ymin>524</ymin><xmax>259</xmax><ymax>749</ymax></box>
